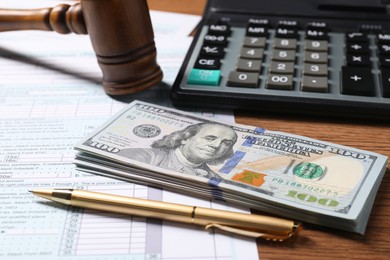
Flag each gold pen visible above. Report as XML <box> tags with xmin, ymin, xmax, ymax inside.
<box><xmin>30</xmin><ymin>188</ymin><xmax>301</xmax><ymax>241</ymax></box>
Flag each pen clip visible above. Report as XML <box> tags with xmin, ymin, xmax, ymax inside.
<box><xmin>205</xmin><ymin>223</ymin><xmax>295</xmax><ymax>242</ymax></box>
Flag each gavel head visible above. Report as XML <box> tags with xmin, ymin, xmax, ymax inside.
<box><xmin>81</xmin><ymin>0</ymin><xmax>163</xmax><ymax>95</ymax></box>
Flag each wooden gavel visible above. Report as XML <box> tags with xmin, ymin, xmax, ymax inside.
<box><xmin>0</xmin><ymin>0</ymin><xmax>163</xmax><ymax>95</ymax></box>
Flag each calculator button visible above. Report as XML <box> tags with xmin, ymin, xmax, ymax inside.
<box><xmin>346</xmin><ymin>42</ymin><xmax>369</xmax><ymax>54</ymax></box>
<box><xmin>301</xmin><ymin>75</ymin><xmax>328</xmax><ymax>92</ymax></box>
<box><xmin>227</xmin><ymin>71</ymin><xmax>259</xmax><ymax>88</ymax></box>
<box><xmin>237</xmin><ymin>59</ymin><xmax>262</xmax><ymax>72</ymax></box>
<box><xmin>187</xmin><ymin>68</ymin><xmax>220</xmax><ymax>86</ymax></box>
<box><xmin>378</xmin><ymin>44</ymin><xmax>390</xmax><ymax>55</ymax></box>
<box><xmin>341</xmin><ymin>66</ymin><xmax>375</xmax><ymax>96</ymax></box>
<box><xmin>305</xmin><ymin>30</ymin><xmax>328</xmax><ymax>40</ymax></box>
<box><xmin>346</xmin><ymin>54</ymin><xmax>371</xmax><ymax>67</ymax></box>
<box><xmin>243</xmin><ymin>37</ymin><xmax>266</xmax><ymax>48</ymax></box>
<box><xmin>377</xmin><ymin>33</ymin><xmax>390</xmax><ymax>43</ymax></box>
<box><xmin>276</xmin><ymin>27</ymin><xmax>298</xmax><ymax>39</ymax></box>
<box><xmin>240</xmin><ymin>47</ymin><xmax>264</xmax><ymax>59</ymax></box>
<box><xmin>208</xmin><ymin>24</ymin><xmax>231</xmax><ymax>36</ymax></box>
<box><xmin>304</xmin><ymin>40</ymin><xmax>328</xmax><ymax>52</ymax></box>
<box><xmin>303</xmin><ymin>51</ymin><xmax>328</xmax><ymax>63</ymax></box>
<box><xmin>200</xmin><ymin>45</ymin><xmax>225</xmax><ymax>57</ymax></box>
<box><xmin>204</xmin><ymin>34</ymin><xmax>228</xmax><ymax>46</ymax></box>
<box><xmin>380</xmin><ymin>68</ymin><xmax>390</xmax><ymax>97</ymax></box>
<box><xmin>346</xmin><ymin>32</ymin><xmax>368</xmax><ymax>43</ymax></box>
<box><xmin>266</xmin><ymin>74</ymin><xmax>294</xmax><ymax>90</ymax></box>
<box><xmin>271</xmin><ymin>49</ymin><xmax>296</xmax><ymax>62</ymax></box>
<box><xmin>269</xmin><ymin>61</ymin><xmax>295</xmax><ymax>74</ymax></box>
<box><xmin>194</xmin><ymin>57</ymin><xmax>221</xmax><ymax>70</ymax></box>
<box><xmin>302</xmin><ymin>63</ymin><xmax>328</xmax><ymax>76</ymax></box>
<box><xmin>246</xmin><ymin>26</ymin><xmax>267</xmax><ymax>37</ymax></box>
<box><xmin>379</xmin><ymin>56</ymin><xmax>390</xmax><ymax>67</ymax></box>
<box><xmin>274</xmin><ymin>38</ymin><xmax>297</xmax><ymax>50</ymax></box>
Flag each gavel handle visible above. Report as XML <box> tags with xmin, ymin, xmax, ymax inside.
<box><xmin>0</xmin><ymin>4</ymin><xmax>87</xmax><ymax>34</ymax></box>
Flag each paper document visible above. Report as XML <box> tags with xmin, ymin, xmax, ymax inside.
<box><xmin>0</xmin><ymin>2</ymin><xmax>259</xmax><ymax>259</ymax></box>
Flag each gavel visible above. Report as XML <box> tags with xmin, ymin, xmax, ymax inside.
<box><xmin>0</xmin><ymin>0</ymin><xmax>163</xmax><ymax>95</ymax></box>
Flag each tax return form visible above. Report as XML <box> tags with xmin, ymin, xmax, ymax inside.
<box><xmin>0</xmin><ymin>1</ymin><xmax>259</xmax><ymax>259</ymax></box>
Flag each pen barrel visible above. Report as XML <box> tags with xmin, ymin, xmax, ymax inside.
<box><xmin>70</xmin><ymin>190</ymin><xmax>196</xmax><ymax>224</ymax></box>
<box><xmin>69</xmin><ymin>190</ymin><xmax>294</xmax><ymax>236</ymax></box>
<box><xmin>193</xmin><ymin>207</ymin><xmax>295</xmax><ymax>236</ymax></box>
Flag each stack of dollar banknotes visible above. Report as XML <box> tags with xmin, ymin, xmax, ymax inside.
<box><xmin>74</xmin><ymin>101</ymin><xmax>387</xmax><ymax>234</ymax></box>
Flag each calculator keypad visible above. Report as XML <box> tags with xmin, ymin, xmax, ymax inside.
<box><xmin>184</xmin><ymin>18</ymin><xmax>390</xmax><ymax>105</ymax></box>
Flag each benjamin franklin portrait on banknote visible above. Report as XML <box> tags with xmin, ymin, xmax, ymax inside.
<box><xmin>118</xmin><ymin>122</ymin><xmax>238</xmax><ymax>179</ymax></box>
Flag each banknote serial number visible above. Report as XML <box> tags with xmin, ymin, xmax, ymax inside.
<box><xmin>271</xmin><ymin>178</ymin><xmax>339</xmax><ymax>197</ymax></box>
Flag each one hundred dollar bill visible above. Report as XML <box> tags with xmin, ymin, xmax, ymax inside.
<box><xmin>74</xmin><ymin>101</ymin><xmax>388</xmax><ymax>233</ymax></box>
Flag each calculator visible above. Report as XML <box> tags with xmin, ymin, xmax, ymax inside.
<box><xmin>171</xmin><ymin>0</ymin><xmax>390</xmax><ymax>120</ymax></box>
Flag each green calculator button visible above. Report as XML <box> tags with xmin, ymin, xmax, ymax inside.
<box><xmin>187</xmin><ymin>68</ymin><xmax>221</xmax><ymax>86</ymax></box>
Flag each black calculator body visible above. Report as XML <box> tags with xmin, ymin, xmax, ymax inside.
<box><xmin>171</xmin><ymin>0</ymin><xmax>390</xmax><ymax>120</ymax></box>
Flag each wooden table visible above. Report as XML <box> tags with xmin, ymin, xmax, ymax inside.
<box><xmin>147</xmin><ymin>0</ymin><xmax>390</xmax><ymax>259</ymax></box>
